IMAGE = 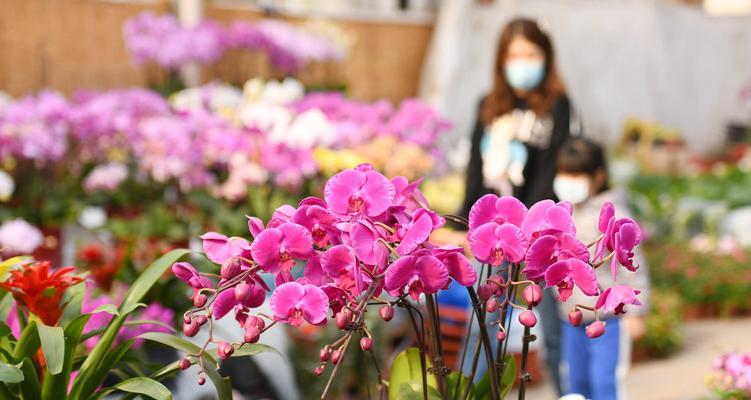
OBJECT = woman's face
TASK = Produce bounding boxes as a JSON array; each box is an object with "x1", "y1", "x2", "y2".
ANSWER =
[{"x1": 503, "y1": 36, "x2": 547, "y2": 93}]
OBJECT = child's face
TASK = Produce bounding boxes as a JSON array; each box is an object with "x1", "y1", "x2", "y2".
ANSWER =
[{"x1": 553, "y1": 172, "x2": 594, "y2": 204}]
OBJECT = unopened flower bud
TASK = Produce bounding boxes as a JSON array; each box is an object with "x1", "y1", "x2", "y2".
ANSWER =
[
  {"x1": 586, "y1": 321, "x2": 606, "y2": 338},
  {"x1": 486, "y1": 298, "x2": 498, "y2": 313},
  {"x1": 477, "y1": 283, "x2": 494, "y2": 301},
  {"x1": 568, "y1": 309, "x2": 583, "y2": 327},
  {"x1": 314, "y1": 364, "x2": 325, "y2": 376},
  {"x1": 193, "y1": 293, "x2": 207, "y2": 308},
  {"x1": 196, "y1": 315, "x2": 208, "y2": 326},
  {"x1": 379, "y1": 305, "x2": 394, "y2": 322},
  {"x1": 523, "y1": 283, "x2": 543, "y2": 307},
  {"x1": 496, "y1": 331, "x2": 506, "y2": 342},
  {"x1": 244, "y1": 325, "x2": 261, "y2": 343},
  {"x1": 235, "y1": 282, "x2": 251, "y2": 304},
  {"x1": 218, "y1": 341, "x2": 234, "y2": 359},
  {"x1": 183, "y1": 321, "x2": 200, "y2": 337},
  {"x1": 519, "y1": 310, "x2": 537, "y2": 328},
  {"x1": 320, "y1": 346, "x2": 331, "y2": 362},
  {"x1": 246, "y1": 315, "x2": 265, "y2": 330},
  {"x1": 336, "y1": 309, "x2": 353, "y2": 330},
  {"x1": 360, "y1": 337, "x2": 373, "y2": 351},
  {"x1": 179, "y1": 358, "x2": 191, "y2": 370},
  {"x1": 183, "y1": 315, "x2": 192, "y2": 324},
  {"x1": 220, "y1": 259, "x2": 241, "y2": 280},
  {"x1": 198, "y1": 376, "x2": 206, "y2": 385},
  {"x1": 331, "y1": 349, "x2": 343, "y2": 365}
]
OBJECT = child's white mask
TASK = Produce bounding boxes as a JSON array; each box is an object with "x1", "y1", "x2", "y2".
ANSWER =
[{"x1": 553, "y1": 175, "x2": 590, "y2": 204}]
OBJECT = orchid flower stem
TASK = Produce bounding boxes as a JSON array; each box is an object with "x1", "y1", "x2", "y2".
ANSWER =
[
  {"x1": 321, "y1": 332, "x2": 353, "y2": 399},
  {"x1": 425, "y1": 294, "x2": 447, "y2": 397},
  {"x1": 365, "y1": 339, "x2": 385, "y2": 400},
  {"x1": 587, "y1": 234, "x2": 605, "y2": 248},
  {"x1": 443, "y1": 214, "x2": 469, "y2": 228},
  {"x1": 462, "y1": 334, "x2": 483, "y2": 400},
  {"x1": 404, "y1": 302, "x2": 429, "y2": 400},
  {"x1": 507, "y1": 301, "x2": 528, "y2": 311},
  {"x1": 374, "y1": 222, "x2": 395, "y2": 234},
  {"x1": 497, "y1": 263, "x2": 521, "y2": 379},
  {"x1": 508, "y1": 280, "x2": 534, "y2": 286},
  {"x1": 467, "y1": 286, "x2": 501, "y2": 400},
  {"x1": 518, "y1": 323, "x2": 534, "y2": 400},
  {"x1": 574, "y1": 304, "x2": 596, "y2": 312},
  {"x1": 592, "y1": 251, "x2": 614, "y2": 269},
  {"x1": 455, "y1": 262, "x2": 484, "y2": 400},
  {"x1": 199, "y1": 272, "x2": 222, "y2": 279},
  {"x1": 376, "y1": 238, "x2": 400, "y2": 259}
]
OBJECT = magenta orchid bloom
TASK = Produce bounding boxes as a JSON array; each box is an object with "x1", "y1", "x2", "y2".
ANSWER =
[
  {"x1": 395, "y1": 208, "x2": 442, "y2": 256},
  {"x1": 468, "y1": 194, "x2": 528, "y2": 231},
  {"x1": 250, "y1": 222, "x2": 313, "y2": 273},
  {"x1": 544, "y1": 258, "x2": 599, "y2": 301},
  {"x1": 524, "y1": 232, "x2": 590, "y2": 281},
  {"x1": 247, "y1": 216, "x2": 265, "y2": 238},
  {"x1": 213, "y1": 282, "x2": 266, "y2": 319},
  {"x1": 172, "y1": 262, "x2": 213, "y2": 290},
  {"x1": 468, "y1": 223, "x2": 528, "y2": 266},
  {"x1": 384, "y1": 252, "x2": 450, "y2": 300},
  {"x1": 610, "y1": 218, "x2": 642, "y2": 278},
  {"x1": 595, "y1": 285, "x2": 641, "y2": 315},
  {"x1": 391, "y1": 176, "x2": 428, "y2": 212},
  {"x1": 350, "y1": 221, "x2": 389, "y2": 268},
  {"x1": 431, "y1": 246, "x2": 477, "y2": 286},
  {"x1": 321, "y1": 245, "x2": 370, "y2": 295},
  {"x1": 270, "y1": 281, "x2": 329, "y2": 326},
  {"x1": 324, "y1": 167, "x2": 395, "y2": 217},
  {"x1": 293, "y1": 204, "x2": 338, "y2": 248},
  {"x1": 521, "y1": 200, "x2": 576, "y2": 240},
  {"x1": 200, "y1": 232, "x2": 252, "y2": 264}
]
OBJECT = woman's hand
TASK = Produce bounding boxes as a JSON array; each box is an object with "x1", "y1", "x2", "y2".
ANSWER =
[{"x1": 622, "y1": 315, "x2": 646, "y2": 340}]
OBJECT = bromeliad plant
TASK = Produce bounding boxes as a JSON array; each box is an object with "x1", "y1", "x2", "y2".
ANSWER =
[
  {"x1": 173, "y1": 164, "x2": 645, "y2": 399},
  {"x1": 0, "y1": 250, "x2": 269, "y2": 400}
]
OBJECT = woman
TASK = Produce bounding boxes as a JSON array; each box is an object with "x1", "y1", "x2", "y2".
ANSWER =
[{"x1": 460, "y1": 18, "x2": 571, "y2": 395}]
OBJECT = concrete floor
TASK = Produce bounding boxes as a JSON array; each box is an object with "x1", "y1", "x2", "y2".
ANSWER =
[{"x1": 510, "y1": 317, "x2": 751, "y2": 400}]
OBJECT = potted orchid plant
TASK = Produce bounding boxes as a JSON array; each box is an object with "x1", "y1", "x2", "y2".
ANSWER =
[{"x1": 168, "y1": 164, "x2": 645, "y2": 400}]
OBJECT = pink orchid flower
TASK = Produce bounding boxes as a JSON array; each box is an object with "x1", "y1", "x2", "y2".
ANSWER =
[
  {"x1": 468, "y1": 222, "x2": 528, "y2": 266},
  {"x1": 213, "y1": 282, "x2": 266, "y2": 319},
  {"x1": 200, "y1": 232, "x2": 252, "y2": 264},
  {"x1": 172, "y1": 262, "x2": 213, "y2": 290},
  {"x1": 521, "y1": 200, "x2": 576, "y2": 240},
  {"x1": 609, "y1": 219, "x2": 642, "y2": 279},
  {"x1": 468, "y1": 194, "x2": 528, "y2": 231},
  {"x1": 384, "y1": 252, "x2": 450, "y2": 300},
  {"x1": 523, "y1": 232, "x2": 590, "y2": 281},
  {"x1": 431, "y1": 246, "x2": 477, "y2": 286},
  {"x1": 321, "y1": 245, "x2": 370, "y2": 295},
  {"x1": 293, "y1": 204, "x2": 338, "y2": 248},
  {"x1": 247, "y1": 216, "x2": 265, "y2": 238},
  {"x1": 391, "y1": 176, "x2": 428, "y2": 212},
  {"x1": 350, "y1": 221, "x2": 389, "y2": 268},
  {"x1": 324, "y1": 167, "x2": 395, "y2": 217},
  {"x1": 250, "y1": 222, "x2": 313, "y2": 273},
  {"x1": 395, "y1": 208, "x2": 442, "y2": 256},
  {"x1": 270, "y1": 281, "x2": 329, "y2": 326},
  {"x1": 544, "y1": 258, "x2": 599, "y2": 301},
  {"x1": 595, "y1": 285, "x2": 641, "y2": 315}
]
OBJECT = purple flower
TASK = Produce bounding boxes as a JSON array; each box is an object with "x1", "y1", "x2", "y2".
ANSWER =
[
  {"x1": 270, "y1": 281, "x2": 329, "y2": 326},
  {"x1": 468, "y1": 194, "x2": 527, "y2": 231},
  {"x1": 523, "y1": 232, "x2": 589, "y2": 282},
  {"x1": 324, "y1": 167, "x2": 395, "y2": 217},
  {"x1": 200, "y1": 232, "x2": 252, "y2": 265},
  {"x1": 395, "y1": 208, "x2": 441, "y2": 256},
  {"x1": 468, "y1": 223, "x2": 528, "y2": 266},
  {"x1": 595, "y1": 285, "x2": 641, "y2": 315},
  {"x1": 250, "y1": 223, "x2": 313, "y2": 273},
  {"x1": 432, "y1": 246, "x2": 477, "y2": 287},
  {"x1": 384, "y1": 253, "x2": 450, "y2": 300},
  {"x1": 172, "y1": 262, "x2": 213, "y2": 290},
  {"x1": 521, "y1": 200, "x2": 576, "y2": 239},
  {"x1": 544, "y1": 259, "x2": 599, "y2": 301}
]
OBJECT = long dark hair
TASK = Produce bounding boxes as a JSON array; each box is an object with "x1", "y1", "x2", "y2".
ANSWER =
[
  {"x1": 557, "y1": 137, "x2": 609, "y2": 193},
  {"x1": 481, "y1": 18, "x2": 566, "y2": 125}
]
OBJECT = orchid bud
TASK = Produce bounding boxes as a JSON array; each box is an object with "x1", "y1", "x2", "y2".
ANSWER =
[
  {"x1": 243, "y1": 326, "x2": 261, "y2": 344},
  {"x1": 183, "y1": 321, "x2": 200, "y2": 337},
  {"x1": 336, "y1": 309, "x2": 353, "y2": 330},
  {"x1": 193, "y1": 293, "x2": 207, "y2": 308},
  {"x1": 523, "y1": 283, "x2": 543, "y2": 307},
  {"x1": 496, "y1": 331, "x2": 506, "y2": 342},
  {"x1": 320, "y1": 346, "x2": 331, "y2": 362},
  {"x1": 477, "y1": 283, "x2": 494, "y2": 301},
  {"x1": 247, "y1": 315, "x2": 265, "y2": 330},
  {"x1": 179, "y1": 358, "x2": 191, "y2": 370},
  {"x1": 220, "y1": 259, "x2": 241, "y2": 280},
  {"x1": 331, "y1": 349, "x2": 343, "y2": 365},
  {"x1": 218, "y1": 341, "x2": 234, "y2": 359},
  {"x1": 379, "y1": 305, "x2": 394, "y2": 322},
  {"x1": 518, "y1": 310, "x2": 537, "y2": 328},
  {"x1": 360, "y1": 337, "x2": 373, "y2": 351},
  {"x1": 486, "y1": 298, "x2": 498, "y2": 313},
  {"x1": 568, "y1": 309, "x2": 583, "y2": 327},
  {"x1": 183, "y1": 314, "x2": 192, "y2": 324},
  {"x1": 585, "y1": 321, "x2": 606, "y2": 338},
  {"x1": 196, "y1": 315, "x2": 208, "y2": 326},
  {"x1": 198, "y1": 376, "x2": 206, "y2": 386},
  {"x1": 314, "y1": 364, "x2": 326, "y2": 376},
  {"x1": 235, "y1": 282, "x2": 251, "y2": 304}
]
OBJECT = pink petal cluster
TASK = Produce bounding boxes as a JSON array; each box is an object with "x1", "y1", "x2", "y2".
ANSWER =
[{"x1": 713, "y1": 352, "x2": 751, "y2": 393}]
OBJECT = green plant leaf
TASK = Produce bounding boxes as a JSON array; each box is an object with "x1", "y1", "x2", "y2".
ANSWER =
[
  {"x1": 0, "y1": 362, "x2": 23, "y2": 384},
  {"x1": 499, "y1": 355, "x2": 516, "y2": 399},
  {"x1": 203, "y1": 364, "x2": 233, "y2": 400},
  {"x1": 119, "y1": 248, "x2": 191, "y2": 311},
  {"x1": 445, "y1": 371, "x2": 474, "y2": 400},
  {"x1": 41, "y1": 314, "x2": 90, "y2": 400},
  {"x1": 98, "y1": 377, "x2": 172, "y2": 400},
  {"x1": 0, "y1": 321, "x2": 11, "y2": 338},
  {"x1": 139, "y1": 332, "x2": 217, "y2": 366},
  {"x1": 12, "y1": 322, "x2": 39, "y2": 362},
  {"x1": 123, "y1": 319, "x2": 175, "y2": 332},
  {"x1": 388, "y1": 347, "x2": 437, "y2": 400},
  {"x1": 206, "y1": 343, "x2": 282, "y2": 361},
  {"x1": 91, "y1": 303, "x2": 119, "y2": 316},
  {"x1": 17, "y1": 357, "x2": 40, "y2": 400},
  {"x1": 37, "y1": 323, "x2": 64, "y2": 375}
]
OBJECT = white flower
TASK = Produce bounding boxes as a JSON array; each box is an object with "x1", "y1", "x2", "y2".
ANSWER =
[
  {"x1": 237, "y1": 103, "x2": 292, "y2": 138},
  {"x1": 0, "y1": 219, "x2": 44, "y2": 255},
  {"x1": 271, "y1": 109, "x2": 335, "y2": 149},
  {"x1": 260, "y1": 78, "x2": 304, "y2": 105},
  {"x1": 0, "y1": 170, "x2": 15, "y2": 202},
  {"x1": 79, "y1": 206, "x2": 108, "y2": 230}
]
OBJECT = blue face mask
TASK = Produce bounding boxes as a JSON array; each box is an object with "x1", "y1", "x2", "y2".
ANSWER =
[{"x1": 504, "y1": 61, "x2": 546, "y2": 91}]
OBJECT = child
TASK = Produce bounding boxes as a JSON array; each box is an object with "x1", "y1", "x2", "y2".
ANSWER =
[{"x1": 554, "y1": 137, "x2": 650, "y2": 400}]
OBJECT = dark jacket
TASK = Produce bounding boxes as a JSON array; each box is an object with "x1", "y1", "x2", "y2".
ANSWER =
[{"x1": 460, "y1": 95, "x2": 571, "y2": 216}]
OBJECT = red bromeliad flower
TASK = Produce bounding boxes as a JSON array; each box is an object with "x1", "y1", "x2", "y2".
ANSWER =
[{"x1": 0, "y1": 261, "x2": 83, "y2": 326}]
